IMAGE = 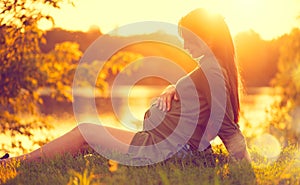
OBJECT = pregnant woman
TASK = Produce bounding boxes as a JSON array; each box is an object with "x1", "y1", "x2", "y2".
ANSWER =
[{"x1": 1, "y1": 8, "x2": 251, "y2": 164}]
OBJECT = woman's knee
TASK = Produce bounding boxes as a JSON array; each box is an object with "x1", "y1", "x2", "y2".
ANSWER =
[{"x1": 71, "y1": 124, "x2": 90, "y2": 146}]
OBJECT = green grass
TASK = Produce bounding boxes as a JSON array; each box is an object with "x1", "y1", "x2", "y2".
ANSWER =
[{"x1": 1, "y1": 145, "x2": 299, "y2": 185}]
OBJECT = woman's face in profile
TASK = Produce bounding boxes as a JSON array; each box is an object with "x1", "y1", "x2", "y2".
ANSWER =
[{"x1": 182, "y1": 30, "x2": 203, "y2": 59}]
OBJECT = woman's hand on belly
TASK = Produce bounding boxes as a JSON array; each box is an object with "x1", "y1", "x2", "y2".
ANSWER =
[{"x1": 155, "y1": 85, "x2": 179, "y2": 112}]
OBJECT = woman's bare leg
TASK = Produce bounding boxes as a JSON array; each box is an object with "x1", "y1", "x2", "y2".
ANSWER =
[
  {"x1": 77, "y1": 123, "x2": 136, "y2": 154},
  {"x1": 6, "y1": 123, "x2": 135, "y2": 162}
]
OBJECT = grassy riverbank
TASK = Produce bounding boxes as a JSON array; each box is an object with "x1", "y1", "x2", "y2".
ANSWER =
[{"x1": 1, "y1": 145, "x2": 299, "y2": 185}]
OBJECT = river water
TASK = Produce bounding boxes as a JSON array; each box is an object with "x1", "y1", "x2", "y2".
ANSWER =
[{"x1": 0, "y1": 86, "x2": 279, "y2": 156}]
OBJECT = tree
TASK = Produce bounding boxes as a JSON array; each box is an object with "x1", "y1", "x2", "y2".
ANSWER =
[
  {"x1": 0, "y1": 0, "x2": 76, "y2": 151},
  {"x1": 268, "y1": 28, "x2": 300, "y2": 145},
  {"x1": 0, "y1": 0, "x2": 145, "y2": 153},
  {"x1": 234, "y1": 30, "x2": 279, "y2": 87},
  {"x1": 40, "y1": 41, "x2": 82, "y2": 101}
]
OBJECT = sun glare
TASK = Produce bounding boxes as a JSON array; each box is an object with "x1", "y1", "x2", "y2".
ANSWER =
[
  {"x1": 37, "y1": 18, "x2": 53, "y2": 30},
  {"x1": 43, "y1": 0, "x2": 300, "y2": 40},
  {"x1": 193, "y1": 0, "x2": 299, "y2": 40}
]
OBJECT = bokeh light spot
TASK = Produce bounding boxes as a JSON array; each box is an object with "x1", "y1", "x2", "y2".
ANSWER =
[{"x1": 250, "y1": 133, "x2": 281, "y2": 163}]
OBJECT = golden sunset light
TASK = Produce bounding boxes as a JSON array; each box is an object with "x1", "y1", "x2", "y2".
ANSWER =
[
  {"x1": 2, "y1": 0, "x2": 300, "y2": 183},
  {"x1": 38, "y1": 0, "x2": 300, "y2": 40}
]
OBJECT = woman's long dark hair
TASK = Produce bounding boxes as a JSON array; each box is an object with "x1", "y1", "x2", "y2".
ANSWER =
[{"x1": 179, "y1": 8, "x2": 240, "y2": 123}]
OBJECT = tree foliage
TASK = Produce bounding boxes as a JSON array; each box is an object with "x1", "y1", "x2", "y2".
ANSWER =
[
  {"x1": 0, "y1": 0, "x2": 76, "y2": 145},
  {"x1": 75, "y1": 51, "x2": 143, "y2": 97},
  {"x1": 0, "y1": 0, "x2": 145, "y2": 153},
  {"x1": 40, "y1": 41, "x2": 82, "y2": 101},
  {"x1": 269, "y1": 28, "x2": 300, "y2": 145},
  {"x1": 234, "y1": 30, "x2": 279, "y2": 87}
]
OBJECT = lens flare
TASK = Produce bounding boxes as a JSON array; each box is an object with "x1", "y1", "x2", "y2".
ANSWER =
[{"x1": 250, "y1": 133, "x2": 281, "y2": 163}]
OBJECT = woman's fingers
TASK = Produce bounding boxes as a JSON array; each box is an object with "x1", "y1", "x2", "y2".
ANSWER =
[
  {"x1": 174, "y1": 92, "x2": 179, "y2": 101},
  {"x1": 156, "y1": 93, "x2": 178, "y2": 112},
  {"x1": 166, "y1": 95, "x2": 172, "y2": 111},
  {"x1": 162, "y1": 97, "x2": 167, "y2": 111},
  {"x1": 157, "y1": 96, "x2": 166, "y2": 111},
  {"x1": 158, "y1": 97, "x2": 165, "y2": 111},
  {"x1": 155, "y1": 85, "x2": 179, "y2": 112}
]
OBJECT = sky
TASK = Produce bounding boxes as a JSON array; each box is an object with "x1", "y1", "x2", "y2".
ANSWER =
[{"x1": 39, "y1": 0, "x2": 300, "y2": 40}]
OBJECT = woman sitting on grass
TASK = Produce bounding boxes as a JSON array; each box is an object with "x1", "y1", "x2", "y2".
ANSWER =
[{"x1": 1, "y1": 8, "x2": 251, "y2": 164}]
